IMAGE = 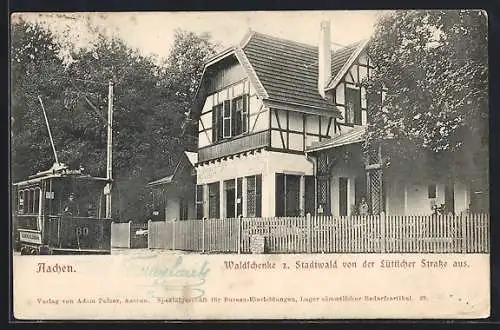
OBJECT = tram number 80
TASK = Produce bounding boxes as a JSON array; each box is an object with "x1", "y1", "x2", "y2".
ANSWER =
[{"x1": 76, "y1": 226, "x2": 89, "y2": 236}]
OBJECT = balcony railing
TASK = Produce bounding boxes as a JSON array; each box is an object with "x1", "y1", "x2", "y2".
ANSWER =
[{"x1": 198, "y1": 130, "x2": 270, "y2": 163}]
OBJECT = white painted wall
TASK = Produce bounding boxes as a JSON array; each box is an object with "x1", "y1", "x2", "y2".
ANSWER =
[
  {"x1": 404, "y1": 182, "x2": 445, "y2": 215},
  {"x1": 384, "y1": 171, "x2": 470, "y2": 215},
  {"x1": 196, "y1": 150, "x2": 313, "y2": 217}
]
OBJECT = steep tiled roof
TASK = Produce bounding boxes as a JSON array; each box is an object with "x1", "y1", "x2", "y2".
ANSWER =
[{"x1": 241, "y1": 32, "x2": 363, "y2": 110}]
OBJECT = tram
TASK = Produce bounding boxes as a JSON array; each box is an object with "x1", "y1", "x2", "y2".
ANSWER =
[{"x1": 13, "y1": 163, "x2": 112, "y2": 255}]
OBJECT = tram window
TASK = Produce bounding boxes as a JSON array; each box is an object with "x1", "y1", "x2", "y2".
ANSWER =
[
  {"x1": 29, "y1": 189, "x2": 35, "y2": 213},
  {"x1": 18, "y1": 190, "x2": 24, "y2": 213},
  {"x1": 23, "y1": 190, "x2": 29, "y2": 213},
  {"x1": 34, "y1": 188, "x2": 40, "y2": 213}
]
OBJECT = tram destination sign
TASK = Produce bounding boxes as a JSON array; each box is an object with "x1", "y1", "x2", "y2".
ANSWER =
[{"x1": 19, "y1": 231, "x2": 42, "y2": 244}]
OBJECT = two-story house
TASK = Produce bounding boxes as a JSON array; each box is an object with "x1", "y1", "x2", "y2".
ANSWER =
[
  {"x1": 164, "y1": 21, "x2": 476, "y2": 219},
  {"x1": 191, "y1": 22, "x2": 367, "y2": 219}
]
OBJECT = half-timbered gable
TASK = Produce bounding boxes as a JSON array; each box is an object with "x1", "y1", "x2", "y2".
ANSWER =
[{"x1": 325, "y1": 43, "x2": 372, "y2": 128}]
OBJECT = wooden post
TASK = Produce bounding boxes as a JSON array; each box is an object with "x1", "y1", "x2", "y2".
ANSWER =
[
  {"x1": 147, "y1": 220, "x2": 152, "y2": 249},
  {"x1": 461, "y1": 213, "x2": 467, "y2": 253},
  {"x1": 202, "y1": 217, "x2": 206, "y2": 253},
  {"x1": 128, "y1": 220, "x2": 132, "y2": 249},
  {"x1": 238, "y1": 215, "x2": 243, "y2": 255},
  {"x1": 172, "y1": 219, "x2": 176, "y2": 251},
  {"x1": 105, "y1": 81, "x2": 114, "y2": 219},
  {"x1": 380, "y1": 211, "x2": 386, "y2": 253},
  {"x1": 110, "y1": 221, "x2": 115, "y2": 248},
  {"x1": 306, "y1": 213, "x2": 312, "y2": 253}
]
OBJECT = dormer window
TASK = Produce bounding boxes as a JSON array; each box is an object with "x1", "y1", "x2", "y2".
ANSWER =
[{"x1": 212, "y1": 94, "x2": 249, "y2": 142}]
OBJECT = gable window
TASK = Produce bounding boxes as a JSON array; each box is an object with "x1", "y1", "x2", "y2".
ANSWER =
[
  {"x1": 345, "y1": 87, "x2": 361, "y2": 125},
  {"x1": 223, "y1": 100, "x2": 232, "y2": 138},
  {"x1": 232, "y1": 96, "x2": 248, "y2": 136},
  {"x1": 212, "y1": 94, "x2": 249, "y2": 143}
]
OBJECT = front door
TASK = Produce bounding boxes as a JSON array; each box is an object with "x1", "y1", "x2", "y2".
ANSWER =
[{"x1": 444, "y1": 183, "x2": 455, "y2": 215}]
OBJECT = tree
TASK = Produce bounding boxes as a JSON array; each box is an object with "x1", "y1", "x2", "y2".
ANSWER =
[
  {"x1": 160, "y1": 29, "x2": 221, "y2": 144},
  {"x1": 11, "y1": 20, "x2": 220, "y2": 220},
  {"x1": 364, "y1": 10, "x2": 488, "y2": 209},
  {"x1": 10, "y1": 19, "x2": 68, "y2": 181}
]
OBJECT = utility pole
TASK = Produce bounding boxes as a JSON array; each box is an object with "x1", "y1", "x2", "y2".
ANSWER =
[
  {"x1": 38, "y1": 96, "x2": 59, "y2": 165},
  {"x1": 105, "y1": 80, "x2": 114, "y2": 219}
]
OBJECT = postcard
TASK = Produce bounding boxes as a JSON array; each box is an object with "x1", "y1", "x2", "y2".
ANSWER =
[{"x1": 10, "y1": 10, "x2": 490, "y2": 320}]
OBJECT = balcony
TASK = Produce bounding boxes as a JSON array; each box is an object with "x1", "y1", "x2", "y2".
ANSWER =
[{"x1": 198, "y1": 130, "x2": 270, "y2": 163}]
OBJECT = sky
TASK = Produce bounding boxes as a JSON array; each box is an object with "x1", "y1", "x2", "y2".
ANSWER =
[{"x1": 13, "y1": 11, "x2": 383, "y2": 63}]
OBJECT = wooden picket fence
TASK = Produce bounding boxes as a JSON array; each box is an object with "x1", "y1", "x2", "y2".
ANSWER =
[
  {"x1": 111, "y1": 221, "x2": 148, "y2": 248},
  {"x1": 147, "y1": 213, "x2": 490, "y2": 254}
]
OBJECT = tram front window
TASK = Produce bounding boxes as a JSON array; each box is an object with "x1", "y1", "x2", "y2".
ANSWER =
[{"x1": 52, "y1": 179, "x2": 105, "y2": 217}]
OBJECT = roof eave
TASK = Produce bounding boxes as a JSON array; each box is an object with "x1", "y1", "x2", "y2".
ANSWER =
[
  {"x1": 263, "y1": 99, "x2": 341, "y2": 118},
  {"x1": 204, "y1": 47, "x2": 236, "y2": 68}
]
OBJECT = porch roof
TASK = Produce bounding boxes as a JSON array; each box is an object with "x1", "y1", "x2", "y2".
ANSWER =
[{"x1": 306, "y1": 125, "x2": 366, "y2": 152}]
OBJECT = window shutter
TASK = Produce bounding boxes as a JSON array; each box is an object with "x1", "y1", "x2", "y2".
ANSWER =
[
  {"x1": 211, "y1": 106, "x2": 217, "y2": 143},
  {"x1": 231, "y1": 99, "x2": 238, "y2": 136},
  {"x1": 255, "y1": 174, "x2": 262, "y2": 217},
  {"x1": 217, "y1": 106, "x2": 223, "y2": 141}
]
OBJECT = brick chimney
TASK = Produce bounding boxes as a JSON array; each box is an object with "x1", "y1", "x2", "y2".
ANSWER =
[{"x1": 318, "y1": 21, "x2": 331, "y2": 99}]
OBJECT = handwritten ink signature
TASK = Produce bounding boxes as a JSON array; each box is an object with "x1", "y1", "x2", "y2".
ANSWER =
[{"x1": 126, "y1": 255, "x2": 210, "y2": 298}]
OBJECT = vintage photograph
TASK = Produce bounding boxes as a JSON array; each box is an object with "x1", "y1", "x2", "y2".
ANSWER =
[{"x1": 10, "y1": 10, "x2": 490, "y2": 320}]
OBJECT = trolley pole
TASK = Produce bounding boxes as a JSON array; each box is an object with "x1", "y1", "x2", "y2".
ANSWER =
[{"x1": 105, "y1": 80, "x2": 114, "y2": 219}]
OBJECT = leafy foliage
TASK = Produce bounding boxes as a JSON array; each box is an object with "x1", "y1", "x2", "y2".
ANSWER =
[
  {"x1": 364, "y1": 10, "x2": 488, "y2": 184},
  {"x1": 11, "y1": 20, "x2": 218, "y2": 220}
]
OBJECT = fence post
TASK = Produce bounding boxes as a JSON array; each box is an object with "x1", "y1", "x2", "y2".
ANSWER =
[
  {"x1": 172, "y1": 219, "x2": 176, "y2": 251},
  {"x1": 128, "y1": 220, "x2": 132, "y2": 249},
  {"x1": 202, "y1": 217, "x2": 206, "y2": 253},
  {"x1": 147, "y1": 220, "x2": 152, "y2": 249},
  {"x1": 461, "y1": 213, "x2": 467, "y2": 253},
  {"x1": 238, "y1": 215, "x2": 243, "y2": 255},
  {"x1": 111, "y1": 221, "x2": 115, "y2": 248},
  {"x1": 380, "y1": 212, "x2": 386, "y2": 253},
  {"x1": 306, "y1": 213, "x2": 312, "y2": 253}
]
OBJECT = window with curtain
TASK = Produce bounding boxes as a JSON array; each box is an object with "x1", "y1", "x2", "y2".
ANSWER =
[{"x1": 246, "y1": 175, "x2": 262, "y2": 217}]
